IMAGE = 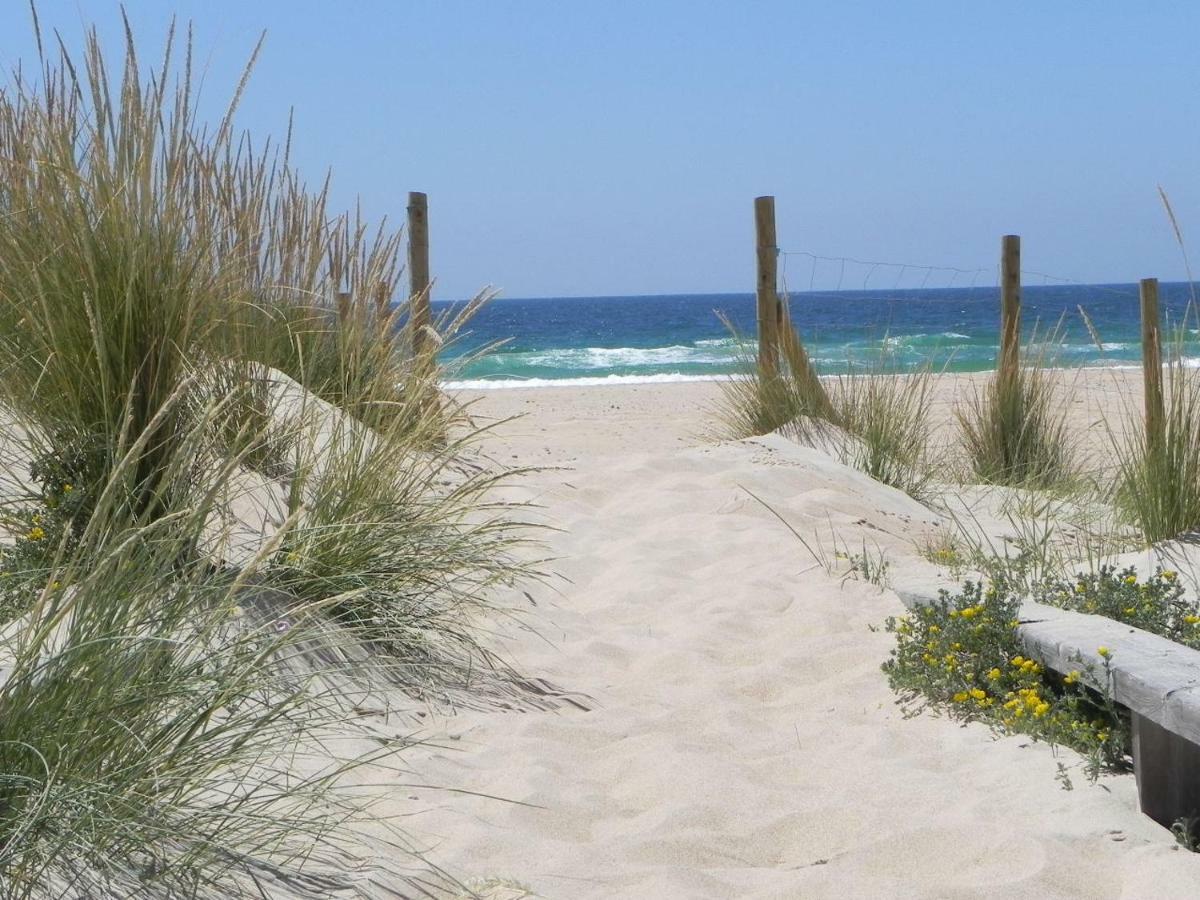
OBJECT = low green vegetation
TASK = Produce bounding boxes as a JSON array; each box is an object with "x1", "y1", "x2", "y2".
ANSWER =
[
  {"x1": 1035, "y1": 566, "x2": 1200, "y2": 648},
  {"x1": 882, "y1": 580, "x2": 1126, "y2": 781}
]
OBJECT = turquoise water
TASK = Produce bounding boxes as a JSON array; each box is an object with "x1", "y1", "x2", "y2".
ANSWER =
[{"x1": 437, "y1": 283, "x2": 1200, "y2": 387}]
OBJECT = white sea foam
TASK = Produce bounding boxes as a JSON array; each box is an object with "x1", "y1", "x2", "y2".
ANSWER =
[
  {"x1": 443, "y1": 373, "x2": 729, "y2": 390},
  {"x1": 517, "y1": 345, "x2": 735, "y2": 368}
]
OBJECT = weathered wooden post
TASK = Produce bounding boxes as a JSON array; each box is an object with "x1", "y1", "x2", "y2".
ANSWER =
[
  {"x1": 755, "y1": 196, "x2": 780, "y2": 376},
  {"x1": 999, "y1": 234, "x2": 1021, "y2": 386},
  {"x1": 1140, "y1": 277, "x2": 1165, "y2": 447},
  {"x1": 407, "y1": 191, "x2": 432, "y2": 365}
]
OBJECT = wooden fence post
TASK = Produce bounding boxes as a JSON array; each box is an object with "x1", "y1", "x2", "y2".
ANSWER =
[
  {"x1": 999, "y1": 234, "x2": 1021, "y2": 385},
  {"x1": 1140, "y1": 277, "x2": 1165, "y2": 445},
  {"x1": 755, "y1": 196, "x2": 780, "y2": 376},
  {"x1": 407, "y1": 191, "x2": 432, "y2": 365}
]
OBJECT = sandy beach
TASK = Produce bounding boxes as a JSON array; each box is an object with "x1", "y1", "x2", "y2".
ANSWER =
[{"x1": 366, "y1": 369, "x2": 1200, "y2": 899}]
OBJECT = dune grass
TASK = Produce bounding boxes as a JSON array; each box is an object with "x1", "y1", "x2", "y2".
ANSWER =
[
  {"x1": 712, "y1": 315, "x2": 832, "y2": 439},
  {"x1": 0, "y1": 14, "x2": 542, "y2": 895},
  {"x1": 715, "y1": 315, "x2": 937, "y2": 499},
  {"x1": 830, "y1": 360, "x2": 937, "y2": 500},
  {"x1": 1112, "y1": 351, "x2": 1200, "y2": 544},
  {"x1": 0, "y1": 390, "x2": 446, "y2": 898},
  {"x1": 956, "y1": 338, "x2": 1078, "y2": 490}
]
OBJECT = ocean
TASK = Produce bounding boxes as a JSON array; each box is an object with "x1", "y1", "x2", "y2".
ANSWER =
[{"x1": 437, "y1": 282, "x2": 1200, "y2": 388}]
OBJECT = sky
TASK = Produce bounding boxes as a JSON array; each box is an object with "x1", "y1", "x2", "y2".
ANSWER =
[{"x1": 0, "y1": 2, "x2": 1198, "y2": 300}]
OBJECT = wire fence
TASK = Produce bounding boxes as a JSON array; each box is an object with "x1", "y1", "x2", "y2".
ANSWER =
[{"x1": 756, "y1": 242, "x2": 1199, "y2": 375}]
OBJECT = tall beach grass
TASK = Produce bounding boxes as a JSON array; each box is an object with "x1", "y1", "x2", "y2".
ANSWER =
[
  {"x1": 714, "y1": 313, "x2": 937, "y2": 499},
  {"x1": 956, "y1": 333, "x2": 1078, "y2": 490},
  {"x1": 0, "y1": 13, "x2": 543, "y2": 895}
]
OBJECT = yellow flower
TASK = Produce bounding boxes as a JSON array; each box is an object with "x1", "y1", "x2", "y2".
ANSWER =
[
  {"x1": 1164, "y1": 570, "x2": 1177, "y2": 581},
  {"x1": 1123, "y1": 607, "x2": 1136, "y2": 615},
  {"x1": 929, "y1": 624, "x2": 941, "y2": 633},
  {"x1": 27, "y1": 526, "x2": 45, "y2": 541},
  {"x1": 960, "y1": 607, "x2": 978, "y2": 620},
  {"x1": 969, "y1": 688, "x2": 986, "y2": 701},
  {"x1": 62, "y1": 483, "x2": 72, "y2": 493},
  {"x1": 1097, "y1": 646, "x2": 1112, "y2": 659},
  {"x1": 1075, "y1": 583, "x2": 1087, "y2": 594},
  {"x1": 987, "y1": 667, "x2": 1002, "y2": 681},
  {"x1": 953, "y1": 692, "x2": 969, "y2": 703},
  {"x1": 1124, "y1": 575, "x2": 1137, "y2": 586},
  {"x1": 1011, "y1": 656, "x2": 1025, "y2": 667},
  {"x1": 50, "y1": 581, "x2": 60, "y2": 590},
  {"x1": 1185, "y1": 615, "x2": 1200, "y2": 626},
  {"x1": 1008, "y1": 619, "x2": 1021, "y2": 629},
  {"x1": 1034, "y1": 702, "x2": 1050, "y2": 718},
  {"x1": 948, "y1": 609, "x2": 960, "y2": 618},
  {"x1": 1097, "y1": 730, "x2": 1109, "y2": 742},
  {"x1": 1063, "y1": 670, "x2": 1080, "y2": 685}
]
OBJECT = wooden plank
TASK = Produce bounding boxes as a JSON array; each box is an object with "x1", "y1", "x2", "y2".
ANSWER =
[
  {"x1": 755, "y1": 196, "x2": 780, "y2": 377},
  {"x1": 1141, "y1": 277, "x2": 1165, "y2": 447},
  {"x1": 999, "y1": 234, "x2": 1021, "y2": 386},
  {"x1": 407, "y1": 191, "x2": 432, "y2": 365},
  {"x1": 1133, "y1": 712, "x2": 1200, "y2": 828}
]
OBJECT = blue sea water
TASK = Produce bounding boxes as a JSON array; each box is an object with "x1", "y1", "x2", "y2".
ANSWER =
[{"x1": 436, "y1": 283, "x2": 1200, "y2": 388}]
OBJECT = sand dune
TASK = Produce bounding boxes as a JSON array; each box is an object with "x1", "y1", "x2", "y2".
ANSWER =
[{"x1": 393, "y1": 374, "x2": 1200, "y2": 898}]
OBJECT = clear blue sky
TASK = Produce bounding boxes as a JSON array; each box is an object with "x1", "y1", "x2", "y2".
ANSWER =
[{"x1": 2, "y1": 2, "x2": 1199, "y2": 300}]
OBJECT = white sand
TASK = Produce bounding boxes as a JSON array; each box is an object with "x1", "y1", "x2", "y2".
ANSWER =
[{"x1": 394, "y1": 371, "x2": 1200, "y2": 898}]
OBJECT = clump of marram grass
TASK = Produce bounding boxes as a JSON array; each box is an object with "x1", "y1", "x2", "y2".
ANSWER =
[
  {"x1": 0, "y1": 13, "x2": 545, "y2": 897},
  {"x1": 830, "y1": 357, "x2": 936, "y2": 500},
  {"x1": 1112, "y1": 352, "x2": 1200, "y2": 544},
  {"x1": 0, "y1": 391, "x2": 450, "y2": 899},
  {"x1": 0, "y1": 14, "x2": 486, "y2": 525},
  {"x1": 262, "y1": 368, "x2": 545, "y2": 707},
  {"x1": 712, "y1": 315, "x2": 834, "y2": 439},
  {"x1": 715, "y1": 320, "x2": 938, "y2": 499},
  {"x1": 957, "y1": 345, "x2": 1077, "y2": 489}
]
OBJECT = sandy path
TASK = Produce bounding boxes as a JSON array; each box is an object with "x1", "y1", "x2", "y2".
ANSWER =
[{"x1": 394, "y1": 376, "x2": 1200, "y2": 898}]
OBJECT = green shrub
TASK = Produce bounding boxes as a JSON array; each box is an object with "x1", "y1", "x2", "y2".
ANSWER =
[{"x1": 882, "y1": 581, "x2": 1126, "y2": 779}]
